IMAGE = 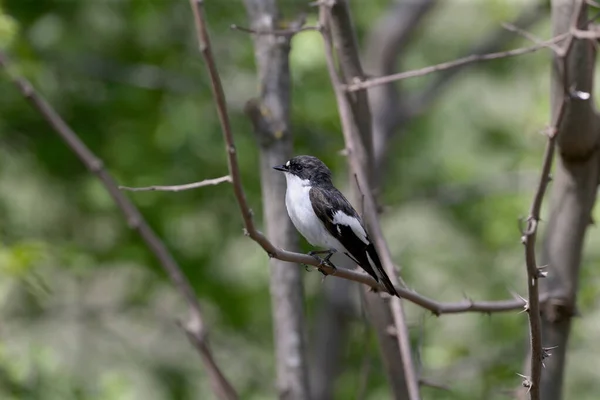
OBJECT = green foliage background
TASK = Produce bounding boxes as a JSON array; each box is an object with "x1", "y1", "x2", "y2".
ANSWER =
[{"x1": 1, "y1": 0, "x2": 600, "y2": 399}]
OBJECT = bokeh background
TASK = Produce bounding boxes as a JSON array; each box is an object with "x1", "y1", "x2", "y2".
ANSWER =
[{"x1": 1, "y1": 0, "x2": 600, "y2": 399}]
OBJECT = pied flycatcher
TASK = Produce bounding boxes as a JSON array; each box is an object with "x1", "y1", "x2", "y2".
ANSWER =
[{"x1": 274, "y1": 155, "x2": 398, "y2": 296}]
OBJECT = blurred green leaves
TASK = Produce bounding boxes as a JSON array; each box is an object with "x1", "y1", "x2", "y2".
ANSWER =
[{"x1": 0, "y1": 6, "x2": 17, "y2": 49}]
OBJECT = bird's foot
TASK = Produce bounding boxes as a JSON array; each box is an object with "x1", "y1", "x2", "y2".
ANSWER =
[
  {"x1": 303, "y1": 262, "x2": 336, "y2": 276},
  {"x1": 306, "y1": 249, "x2": 337, "y2": 277}
]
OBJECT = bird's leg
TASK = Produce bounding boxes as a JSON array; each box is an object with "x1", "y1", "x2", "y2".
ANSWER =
[
  {"x1": 308, "y1": 249, "x2": 337, "y2": 275},
  {"x1": 308, "y1": 249, "x2": 334, "y2": 257},
  {"x1": 308, "y1": 249, "x2": 337, "y2": 264}
]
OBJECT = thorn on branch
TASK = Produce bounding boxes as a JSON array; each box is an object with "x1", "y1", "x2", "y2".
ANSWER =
[
  {"x1": 88, "y1": 158, "x2": 104, "y2": 173},
  {"x1": 541, "y1": 126, "x2": 557, "y2": 138},
  {"x1": 127, "y1": 216, "x2": 141, "y2": 229},
  {"x1": 569, "y1": 86, "x2": 591, "y2": 100},
  {"x1": 510, "y1": 291, "x2": 529, "y2": 313},
  {"x1": 517, "y1": 373, "x2": 532, "y2": 392},
  {"x1": 541, "y1": 345, "x2": 558, "y2": 361},
  {"x1": 537, "y1": 265, "x2": 549, "y2": 278},
  {"x1": 386, "y1": 325, "x2": 398, "y2": 337}
]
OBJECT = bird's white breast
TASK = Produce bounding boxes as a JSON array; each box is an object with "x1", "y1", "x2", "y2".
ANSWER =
[{"x1": 284, "y1": 173, "x2": 346, "y2": 252}]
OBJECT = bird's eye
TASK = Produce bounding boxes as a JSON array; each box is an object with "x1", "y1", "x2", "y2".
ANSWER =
[{"x1": 295, "y1": 164, "x2": 303, "y2": 171}]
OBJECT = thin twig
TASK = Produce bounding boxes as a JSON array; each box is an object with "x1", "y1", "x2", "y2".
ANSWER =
[
  {"x1": 346, "y1": 32, "x2": 570, "y2": 92},
  {"x1": 502, "y1": 23, "x2": 563, "y2": 53},
  {"x1": 0, "y1": 51, "x2": 237, "y2": 400},
  {"x1": 119, "y1": 175, "x2": 231, "y2": 192},
  {"x1": 230, "y1": 23, "x2": 317, "y2": 36},
  {"x1": 418, "y1": 378, "x2": 451, "y2": 391}
]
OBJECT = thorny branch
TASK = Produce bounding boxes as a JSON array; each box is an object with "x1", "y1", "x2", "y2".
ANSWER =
[
  {"x1": 520, "y1": 2, "x2": 586, "y2": 398},
  {"x1": 0, "y1": 52, "x2": 238, "y2": 400},
  {"x1": 184, "y1": 0, "x2": 547, "y2": 319}
]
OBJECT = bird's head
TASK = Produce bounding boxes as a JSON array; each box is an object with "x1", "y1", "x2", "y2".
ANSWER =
[{"x1": 273, "y1": 155, "x2": 332, "y2": 185}]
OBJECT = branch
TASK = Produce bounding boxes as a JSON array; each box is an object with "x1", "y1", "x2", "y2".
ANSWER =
[
  {"x1": 0, "y1": 52, "x2": 237, "y2": 400},
  {"x1": 346, "y1": 31, "x2": 568, "y2": 92},
  {"x1": 318, "y1": 2, "x2": 421, "y2": 399},
  {"x1": 520, "y1": 2, "x2": 586, "y2": 398},
  {"x1": 119, "y1": 175, "x2": 231, "y2": 192}
]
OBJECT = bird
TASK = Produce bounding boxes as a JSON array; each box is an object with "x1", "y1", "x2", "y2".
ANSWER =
[{"x1": 273, "y1": 155, "x2": 399, "y2": 296}]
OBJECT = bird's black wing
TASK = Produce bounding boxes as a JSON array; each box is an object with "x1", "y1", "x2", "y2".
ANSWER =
[{"x1": 309, "y1": 186, "x2": 398, "y2": 296}]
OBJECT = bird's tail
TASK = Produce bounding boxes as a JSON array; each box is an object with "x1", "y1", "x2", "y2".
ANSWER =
[{"x1": 365, "y1": 244, "x2": 399, "y2": 297}]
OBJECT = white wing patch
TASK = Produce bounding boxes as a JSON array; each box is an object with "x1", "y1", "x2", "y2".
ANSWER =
[{"x1": 333, "y1": 211, "x2": 368, "y2": 244}]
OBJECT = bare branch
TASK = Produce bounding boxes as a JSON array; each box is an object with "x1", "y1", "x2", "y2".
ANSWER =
[
  {"x1": 0, "y1": 51, "x2": 237, "y2": 400},
  {"x1": 418, "y1": 378, "x2": 451, "y2": 392},
  {"x1": 503, "y1": 23, "x2": 563, "y2": 53},
  {"x1": 347, "y1": 32, "x2": 569, "y2": 92},
  {"x1": 318, "y1": 2, "x2": 421, "y2": 398},
  {"x1": 119, "y1": 175, "x2": 231, "y2": 192},
  {"x1": 230, "y1": 23, "x2": 317, "y2": 36}
]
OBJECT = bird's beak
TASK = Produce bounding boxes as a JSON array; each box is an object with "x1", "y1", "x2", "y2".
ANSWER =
[{"x1": 273, "y1": 164, "x2": 287, "y2": 172}]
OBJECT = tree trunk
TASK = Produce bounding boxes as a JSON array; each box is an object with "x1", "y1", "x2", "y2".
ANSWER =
[{"x1": 243, "y1": 2, "x2": 310, "y2": 399}]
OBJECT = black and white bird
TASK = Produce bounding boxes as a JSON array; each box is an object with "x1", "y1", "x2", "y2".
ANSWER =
[{"x1": 274, "y1": 155, "x2": 398, "y2": 296}]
